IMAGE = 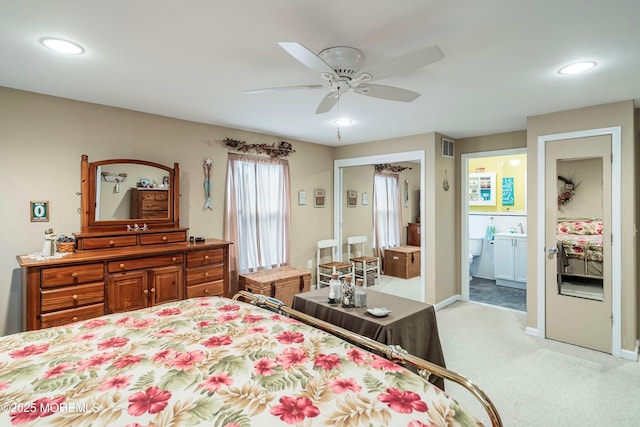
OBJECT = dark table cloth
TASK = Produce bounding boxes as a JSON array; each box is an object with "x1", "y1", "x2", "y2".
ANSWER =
[{"x1": 292, "y1": 287, "x2": 446, "y2": 389}]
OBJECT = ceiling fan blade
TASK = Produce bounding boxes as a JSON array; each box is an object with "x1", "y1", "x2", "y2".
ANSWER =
[
  {"x1": 363, "y1": 45, "x2": 444, "y2": 81},
  {"x1": 315, "y1": 93, "x2": 339, "y2": 114},
  {"x1": 354, "y1": 84, "x2": 420, "y2": 102},
  {"x1": 243, "y1": 84, "x2": 323, "y2": 94},
  {"x1": 278, "y1": 42, "x2": 336, "y2": 75}
]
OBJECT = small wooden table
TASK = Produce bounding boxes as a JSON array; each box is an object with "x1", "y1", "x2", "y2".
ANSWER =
[{"x1": 292, "y1": 287, "x2": 446, "y2": 389}]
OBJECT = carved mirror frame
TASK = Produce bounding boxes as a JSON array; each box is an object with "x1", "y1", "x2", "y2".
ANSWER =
[{"x1": 80, "y1": 154, "x2": 180, "y2": 233}]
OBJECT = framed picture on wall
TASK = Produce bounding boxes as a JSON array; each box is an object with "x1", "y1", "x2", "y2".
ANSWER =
[
  {"x1": 347, "y1": 190, "x2": 357, "y2": 207},
  {"x1": 314, "y1": 189, "x2": 325, "y2": 207}
]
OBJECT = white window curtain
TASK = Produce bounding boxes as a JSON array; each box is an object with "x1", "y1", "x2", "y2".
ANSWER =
[
  {"x1": 373, "y1": 172, "x2": 401, "y2": 261},
  {"x1": 224, "y1": 154, "x2": 291, "y2": 291}
]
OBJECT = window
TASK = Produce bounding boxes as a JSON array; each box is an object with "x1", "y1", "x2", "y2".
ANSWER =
[
  {"x1": 373, "y1": 172, "x2": 401, "y2": 256},
  {"x1": 225, "y1": 154, "x2": 291, "y2": 274}
]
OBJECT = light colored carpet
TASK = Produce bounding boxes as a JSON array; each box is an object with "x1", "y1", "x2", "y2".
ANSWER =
[
  {"x1": 436, "y1": 301, "x2": 640, "y2": 426},
  {"x1": 369, "y1": 274, "x2": 422, "y2": 301}
]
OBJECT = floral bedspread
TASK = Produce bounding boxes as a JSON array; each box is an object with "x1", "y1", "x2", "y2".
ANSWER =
[
  {"x1": 0, "y1": 297, "x2": 481, "y2": 426},
  {"x1": 557, "y1": 220, "x2": 603, "y2": 261}
]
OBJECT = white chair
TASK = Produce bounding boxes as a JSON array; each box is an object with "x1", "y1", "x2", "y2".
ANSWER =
[
  {"x1": 316, "y1": 239, "x2": 352, "y2": 288},
  {"x1": 346, "y1": 236, "x2": 380, "y2": 287}
]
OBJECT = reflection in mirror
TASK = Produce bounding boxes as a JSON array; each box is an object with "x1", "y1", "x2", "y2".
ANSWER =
[
  {"x1": 556, "y1": 157, "x2": 604, "y2": 301},
  {"x1": 335, "y1": 151, "x2": 424, "y2": 302},
  {"x1": 95, "y1": 163, "x2": 171, "y2": 221}
]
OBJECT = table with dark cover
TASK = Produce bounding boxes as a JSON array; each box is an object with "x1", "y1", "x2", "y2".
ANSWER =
[{"x1": 292, "y1": 287, "x2": 446, "y2": 389}]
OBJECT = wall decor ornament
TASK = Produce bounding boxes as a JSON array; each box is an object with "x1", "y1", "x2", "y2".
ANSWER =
[
  {"x1": 374, "y1": 163, "x2": 412, "y2": 173},
  {"x1": 314, "y1": 189, "x2": 325, "y2": 207},
  {"x1": 223, "y1": 137, "x2": 295, "y2": 158},
  {"x1": 347, "y1": 190, "x2": 357, "y2": 207},
  {"x1": 30, "y1": 200, "x2": 49, "y2": 222},
  {"x1": 203, "y1": 158, "x2": 213, "y2": 210},
  {"x1": 557, "y1": 175, "x2": 580, "y2": 206}
]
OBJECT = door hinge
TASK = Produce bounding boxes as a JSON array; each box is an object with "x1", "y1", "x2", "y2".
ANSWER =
[{"x1": 611, "y1": 313, "x2": 614, "y2": 326}]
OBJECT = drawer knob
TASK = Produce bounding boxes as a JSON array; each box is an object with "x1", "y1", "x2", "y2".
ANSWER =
[
  {"x1": 72, "y1": 295, "x2": 78, "y2": 301},
  {"x1": 204, "y1": 272, "x2": 209, "y2": 277},
  {"x1": 119, "y1": 263, "x2": 125, "y2": 270},
  {"x1": 204, "y1": 289, "x2": 209, "y2": 294},
  {"x1": 150, "y1": 288, "x2": 156, "y2": 293},
  {"x1": 71, "y1": 272, "x2": 79, "y2": 278},
  {"x1": 144, "y1": 289, "x2": 149, "y2": 295},
  {"x1": 204, "y1": 255, "x2": 209, "y2": 260},
  {"x1": 72, "y1": 316, "x2": 78, "y2": 322},
  {"x1": 162, "y1": 236, "x2": 168, "y2": 241},
  {"x1": 109, "y1": 240, "x2": 115, "y2": 246},
  {"x1": 172, "y1": 257, "x2": 177, "y2": 262}
]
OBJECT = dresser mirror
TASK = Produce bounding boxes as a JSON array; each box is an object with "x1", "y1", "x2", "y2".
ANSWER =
[{"x1": 80, "y1": 155, "x2": 180, "y2": 233}]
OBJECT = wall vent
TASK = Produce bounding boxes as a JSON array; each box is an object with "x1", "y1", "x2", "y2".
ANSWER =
[{"x1": 442, "y1": 138, "x2": 454, "y2": 158}]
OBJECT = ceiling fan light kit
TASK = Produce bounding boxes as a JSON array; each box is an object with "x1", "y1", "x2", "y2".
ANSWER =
[{"x1": 245, "y1": 41, "x2": 444, "y2": 116}]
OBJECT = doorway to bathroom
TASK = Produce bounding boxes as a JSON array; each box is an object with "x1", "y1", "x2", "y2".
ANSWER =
[{"x1": 461, "y1": 148, "x2": 527, "y2": 312}]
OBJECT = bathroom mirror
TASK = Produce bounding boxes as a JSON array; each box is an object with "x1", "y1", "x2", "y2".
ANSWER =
[{"x1": 80, "y1": 155, "x2": 180, "y2": 233}]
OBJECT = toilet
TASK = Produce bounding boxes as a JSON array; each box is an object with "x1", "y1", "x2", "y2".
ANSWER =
[{"x1": 468, "y1": 235, "x2": 484, "y2": 280}]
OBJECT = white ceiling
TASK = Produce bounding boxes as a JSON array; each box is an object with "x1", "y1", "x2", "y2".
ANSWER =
[{"x1": 1, "y1": 1, "x2": 639, "y2": 146}]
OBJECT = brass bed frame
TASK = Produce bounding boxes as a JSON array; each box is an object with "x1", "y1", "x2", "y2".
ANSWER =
[{"x1": 233, "y1": 290, "x2": 503, "y2": 427}]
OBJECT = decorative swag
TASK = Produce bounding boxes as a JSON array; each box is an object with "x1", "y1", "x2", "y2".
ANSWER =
[
  {"x1": 375, "y1": 163, "x2": 412, "y2": 173},
  {"x1": 223, "y1": 137, "x2": 295, "y2": 159}
]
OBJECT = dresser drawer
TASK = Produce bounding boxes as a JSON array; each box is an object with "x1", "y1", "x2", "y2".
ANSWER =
[
  {"x1": 141, "y1": 211, "x2": 168, "y2": 219},
  {"x1": 140, "y1": 231, "x2": 187, "y2": 245},
  {"x1": 187, "y1": 248, "x2": 224, "y2": 267},
  {"x1": 108, "y1": 254, "x2": 183, "y2": 273},
  {"x1": 141, "y1": 200, "x2": 168, "y2": 211},
  {"x1": 40, "y1": 303, "x2": 105, "y2": 329},
  {"x1": 80, "y1": 235, "x2": 138, "y2": 250},
  {"x1": 186, "y1": 281, "x2": 224, "y2": 298},
  {"x1": 41, "y1": 263, "x2": 104, "y2": 288},
  {"x1": 41, "y1": 282, "x2": 104, "y2": 312},
  {"x1": 186, "y1": 265, "x2": 223, "y2": 286}
]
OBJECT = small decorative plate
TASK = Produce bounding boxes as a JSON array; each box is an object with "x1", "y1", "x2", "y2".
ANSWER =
[{"x1": 367, "y1": 307, "x2": 391, "y2": 317}]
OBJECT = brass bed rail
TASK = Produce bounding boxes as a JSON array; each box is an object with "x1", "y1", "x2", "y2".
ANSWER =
[{"x1": 233, "y1": 290, "x2": 503, "y2": 427}]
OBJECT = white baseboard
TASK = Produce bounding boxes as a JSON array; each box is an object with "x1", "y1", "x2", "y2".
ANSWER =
[
  {"x1": 525, "y1": 327, "x2": 540, "y2": 338},
  {"x1": 435, "y1": 294, "x2": 460, "y2": 311},
  {"x1": 620, "y1": 340, "x2": 639, "y2": 361}
]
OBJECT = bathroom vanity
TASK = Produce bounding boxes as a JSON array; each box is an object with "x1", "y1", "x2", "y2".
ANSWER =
[{"x1": 493, "y1": 232, "x2": 527, "y2": 289}]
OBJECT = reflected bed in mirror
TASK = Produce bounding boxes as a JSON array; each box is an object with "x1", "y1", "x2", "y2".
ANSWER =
[{"x1": 80, "y1": 155, "x2": 180, "y2": 233}]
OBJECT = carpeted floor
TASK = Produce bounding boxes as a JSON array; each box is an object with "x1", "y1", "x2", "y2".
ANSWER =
[
  {"x1": 470, "y1": 277, "x2": 526, "y2": 312},
  {"x1": 436, "y1": 301, "x2": 640, "y2": 426}
]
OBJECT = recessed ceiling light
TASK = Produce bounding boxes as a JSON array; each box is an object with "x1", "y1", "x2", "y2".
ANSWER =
[
  {"x1": 334, "y1": 118, "x2": 352, "y2": 126},
  {"x1": 40, "y1": 38, "x2": 85, "y2": 55},
  {"x1": 559, "y1": 61, "x2": 596, "y2": 75}
]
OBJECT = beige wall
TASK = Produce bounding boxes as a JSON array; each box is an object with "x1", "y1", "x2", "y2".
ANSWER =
[
  {"x1": 527, "y1": 100, "x2": 636, "y2": 352},
  {"x1": 1, "y1": 87, "x2": 334, "y2": 335}
]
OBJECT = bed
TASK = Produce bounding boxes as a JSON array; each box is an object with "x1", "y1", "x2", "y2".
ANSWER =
[
  {"x1": 0, "y1": 294, "x2": 501, "y2": 426},
  {"x1": 556, "y1": 219, "x2": 604, "y2": 279}
]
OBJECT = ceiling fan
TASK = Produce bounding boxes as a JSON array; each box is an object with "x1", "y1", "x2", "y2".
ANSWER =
[{"x1": 244, "y1": 42, "x2": 444, "y2": 114}]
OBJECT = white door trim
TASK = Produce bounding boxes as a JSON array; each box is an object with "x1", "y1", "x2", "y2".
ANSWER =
[{"x1": 536, "y1": 127, "x2": 622, "y2": 357}]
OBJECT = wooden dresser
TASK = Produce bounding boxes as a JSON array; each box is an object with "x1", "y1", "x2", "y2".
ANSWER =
[
  {"x1": 130, "y1": 188, "x2": 169, "y2": 219},
  {"x1": 17, "y1": 155, "x2": 233, "y2": 331},
  {"x1": 407, "y1": 222, "x2": 421, "y2": 246},
  {"x1": 17, "y1": 236, "x2": 230, "y2": 331}
]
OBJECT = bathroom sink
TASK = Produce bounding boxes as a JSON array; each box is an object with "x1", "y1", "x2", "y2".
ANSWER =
[{"x1": 495, "y1": 232, "x2": 527, "y2": 238}]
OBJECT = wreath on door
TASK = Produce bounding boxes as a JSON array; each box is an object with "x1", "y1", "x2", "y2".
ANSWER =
[{"x1": 558, "y1": 175, "x2": 579, "y2": 206}]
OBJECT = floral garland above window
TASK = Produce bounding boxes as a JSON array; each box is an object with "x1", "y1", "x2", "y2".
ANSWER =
[
  {"x1": 557, "y1": 175, "x2": 580, "y2": 206},
  {"x1": 223, "y1": 137, "x2": 295, "y2": 158},
  {"x1": 374, "y1": 163, "x2": 412, "y2": 173}
]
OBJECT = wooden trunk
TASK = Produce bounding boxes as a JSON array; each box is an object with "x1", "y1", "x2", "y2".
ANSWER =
[
  {"x1": 239, "y1": 267, "x2": 311, "y2": 307},
  {"x1": 384, "y1": 246, "x2": 421, "y2": 279}
]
